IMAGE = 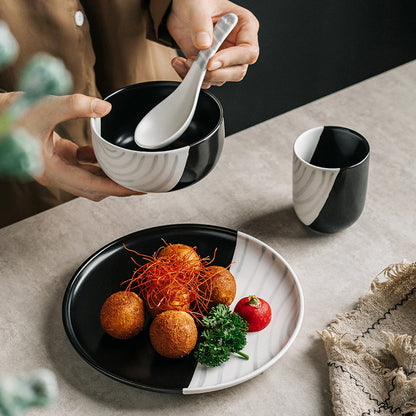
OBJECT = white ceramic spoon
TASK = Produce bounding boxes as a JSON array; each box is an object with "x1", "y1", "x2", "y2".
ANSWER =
[{"x1": 134, "y1": 13, "x2": 238, "y2": 150}]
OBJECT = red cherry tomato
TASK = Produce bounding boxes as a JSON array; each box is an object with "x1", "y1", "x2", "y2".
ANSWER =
[{"x1": 234, "y1": 295, "x2": 272, "y2": 332}]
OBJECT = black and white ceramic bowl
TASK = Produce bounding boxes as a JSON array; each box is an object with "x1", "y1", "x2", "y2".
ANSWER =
[{"x1": 91, "y1": 82, "x2": 225, "y2": 193}]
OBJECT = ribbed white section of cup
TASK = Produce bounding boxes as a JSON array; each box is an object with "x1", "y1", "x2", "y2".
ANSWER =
[{"x1": 292, "y1": 156, "x2": 339, "y2": 225}]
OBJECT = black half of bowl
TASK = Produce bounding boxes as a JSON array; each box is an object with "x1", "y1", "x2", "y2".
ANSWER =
[{"x1": 100, "y1": 81, "x2": 225, "y2": 191}]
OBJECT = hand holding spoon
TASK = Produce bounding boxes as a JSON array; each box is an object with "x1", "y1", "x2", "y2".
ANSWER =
[{"x1": 134, "y1": 13, "x2": 238, "y2": 150}]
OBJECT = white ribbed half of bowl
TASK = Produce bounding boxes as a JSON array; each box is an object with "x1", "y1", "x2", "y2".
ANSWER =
[{"x1": 91, "y1": 118, "x2": 190, "y2": 193}]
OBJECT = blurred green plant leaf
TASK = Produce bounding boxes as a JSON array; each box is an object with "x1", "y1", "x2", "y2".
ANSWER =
[
  {"x1": 0, "y1": 128, "x2": 43, "y2": 178},
  {"x1": 18, "y1": 53, "x2": 72, "y2": 103},
  {"x1": 0, "y1": 369, "x2": 58, "y2": 416},
  {"x1": 0, "y1": 21, "x2": 72, "y2": 180}
]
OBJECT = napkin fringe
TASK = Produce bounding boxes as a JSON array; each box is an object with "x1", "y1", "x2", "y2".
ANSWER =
[
  {"x1": 370, "y1": 261, "x2": 416, "y2": 295},
  {"x1": 384, "y1": 332, "x2": 416, "y2": 373},
  {"x1": 325, "y1": 261, "x2": 416, "y2": 339},
  {"x1": 320, "y1": 261, "x2": 416, "y2": 416}
]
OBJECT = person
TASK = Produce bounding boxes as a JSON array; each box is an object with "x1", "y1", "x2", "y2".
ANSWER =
[{"x1": 0, "y1": 0, "x2": 259, "y2": 227}]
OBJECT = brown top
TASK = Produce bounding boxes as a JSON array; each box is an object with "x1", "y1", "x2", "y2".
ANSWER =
[{"x1": 0, "y1": 0, "x2": 180, "y2": 227}]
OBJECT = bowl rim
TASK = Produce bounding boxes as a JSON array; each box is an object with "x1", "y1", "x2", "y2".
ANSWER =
[{"x1": 91, "y1": 81, "x2": 224, "y2": 154}]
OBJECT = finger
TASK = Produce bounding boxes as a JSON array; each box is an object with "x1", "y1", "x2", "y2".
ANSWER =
[
  {"x1": 69, "y1": 164, "x2": 146, "y2": 199},
  {"x1": 178, "y1": 55, "x2": 248, "y2": 86},
  {"x1": 39, "y1": 94, "x2": 112, "y2": 127},
  {"x1": 70, "y1": 166, "x2": 145, "y2": 199},
  {"x1": 207, "y1": 11, "x2": 259, "y2": 70},
  {"x1": 187, "y1": 8, "x2": 213, "y2": 49},
  {"x1": 0, "y1": 91, "x2": 23, "y2": 109},
  {"x1": 75, "y1": 163, "x2": 104, "y2": 176},
  {"x1": 185, "y1": 40, "x2": 256, "y2": 73},
  {"x1": 205, "y1": 64, "x2": 249, "y2": 84},
  {"x1": 75, "y1": 173, "x2": 146, "y2": 199},
  {"x1": 36, "y1": 137, "x2": 145, "y2": 199},
  {"x1": 77, "y1": 145, "x2": 97, "y2": 164},
  {"x1": 202, "y1": 81, "x2": 225, "y2": 89},
  {"x1": 232, "y1": 8, "x2": 260, "y2": 55},
  {"x1": 61, "y1": 94, "x2": 112, "y2": 122},
  {"x1": 171, "y1": 57, "x2": 188, "y2": 79},
  {"x1": 62, "y1": 181, "x2": 142, "y2": 202},
  {"x1": 207, "y1": 42, "x2": 259, "y2": 71},
  {"x1": 40, "y1": 162, "x2": 145, "y2": 200}
]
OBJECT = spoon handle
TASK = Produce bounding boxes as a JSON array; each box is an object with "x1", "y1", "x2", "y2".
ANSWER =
[{"x1": 195, "y1": 13, "x2": 238, "y2": 70}]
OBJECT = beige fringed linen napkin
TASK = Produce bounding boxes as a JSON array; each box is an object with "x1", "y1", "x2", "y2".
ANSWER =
[{"x1": 320, "y1": 262, "x2": 416, "y2": 416}]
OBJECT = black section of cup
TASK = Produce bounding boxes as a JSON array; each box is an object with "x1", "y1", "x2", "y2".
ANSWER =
[
  {"x1": 309, "y1": 155, "x2": 369, "y2": 233},
  {"x1": 309, "y1": 126, "x2": 369, "y2": 169},
  {"x1": 308, "y1": 126, "x2": 370, "y2": 233}
]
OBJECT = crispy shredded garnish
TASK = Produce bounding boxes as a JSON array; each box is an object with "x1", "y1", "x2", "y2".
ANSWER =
[{"x1": 122, "y1": 242, "x2": 218, "y2": 320}]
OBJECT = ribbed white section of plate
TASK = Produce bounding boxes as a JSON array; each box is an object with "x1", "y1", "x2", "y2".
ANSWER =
[{"x1": 184, "y1": 231, "x2": 304, "y2": 394}]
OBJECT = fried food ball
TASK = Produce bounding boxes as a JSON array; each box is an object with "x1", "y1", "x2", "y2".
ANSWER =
[
  {"x1": 203, "y1": 265, "x2": 236, "y2": 307},
  {"x1": 158, "y1": 244, "x2": 202, "y2": 272},
  {"x1": 145, "y1": 288, "x2": 191, "y2": 318},
  {"x1": 100, "y1": 291, "x2": 145, "y2": 340},
  {"x1": 149, "y1": 310, "x2": 198, "y2": 358}
]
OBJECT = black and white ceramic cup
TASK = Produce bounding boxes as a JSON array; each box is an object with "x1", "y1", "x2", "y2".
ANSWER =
[{"x1": 292, "y1": 126, "x2": 370, "y2": 233}]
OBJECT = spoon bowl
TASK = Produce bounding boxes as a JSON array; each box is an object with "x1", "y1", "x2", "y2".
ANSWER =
[{"x1": 134, "y1": 13, "x2": 238, "y2": 150}]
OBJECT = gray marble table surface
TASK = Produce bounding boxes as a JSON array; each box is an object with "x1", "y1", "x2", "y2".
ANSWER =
[{"x1": 1, "y1": 60, "x2": 415, "y2": 416}]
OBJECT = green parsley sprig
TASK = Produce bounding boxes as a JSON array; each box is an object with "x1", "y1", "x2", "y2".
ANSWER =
[{"x1": 194, "y1": 304, "x2": 249, "y2": 367}]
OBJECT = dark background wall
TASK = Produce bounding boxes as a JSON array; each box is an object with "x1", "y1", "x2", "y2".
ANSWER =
[{"x1": 213, "y1": 0, "x2": 416, "y2": 135}]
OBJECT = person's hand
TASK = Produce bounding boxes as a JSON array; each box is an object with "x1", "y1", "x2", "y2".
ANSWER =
[
  {"x1": 6, "y1": 93, "x2": 145, "y2": 201},
  {"x1": 167, "y1": 0, "x2": 259, "y2": 88}
]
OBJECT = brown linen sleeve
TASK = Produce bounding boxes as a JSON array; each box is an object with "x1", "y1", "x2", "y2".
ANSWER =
[{"x1": 147, "y1": 0, "x2": 178, "y2": 48}]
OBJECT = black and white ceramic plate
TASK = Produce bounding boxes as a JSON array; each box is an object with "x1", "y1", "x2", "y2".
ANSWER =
[{"x1": 62, "y1": 224, "x2": 304, "y2": 394}]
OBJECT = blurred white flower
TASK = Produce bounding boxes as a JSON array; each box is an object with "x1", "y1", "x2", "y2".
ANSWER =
[{"x1": 0, "y1": 21, "x2": 19, "y2": 69}]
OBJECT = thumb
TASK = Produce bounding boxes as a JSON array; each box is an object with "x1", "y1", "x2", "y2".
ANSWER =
[
  {"x1": 188, "y1": 10, "x2": 213, "y2": 49},
  {"x1": 46, "y1": 94, "x2": 112, "y2": 126}
]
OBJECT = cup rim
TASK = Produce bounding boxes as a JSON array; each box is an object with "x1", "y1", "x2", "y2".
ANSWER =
[
  {"x1": 91, "y1": 81, "x2": 224, "y2": 155},
  {"x1": 294, "y1": 125, "x2": 370, "y2": 171}
]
